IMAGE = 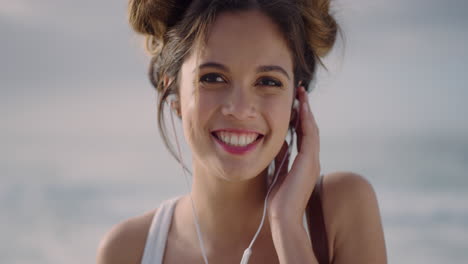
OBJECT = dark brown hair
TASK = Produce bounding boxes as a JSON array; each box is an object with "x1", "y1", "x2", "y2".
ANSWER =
[{"x1": 128, "y1": 0, "x2": 339, "y2": 163}]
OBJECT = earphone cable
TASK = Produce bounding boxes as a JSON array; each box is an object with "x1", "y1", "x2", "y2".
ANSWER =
[
  {"x1": 240, "y1": 123, "x2": 296, "y2": 264},
  {"x1": 168, "y1": 101, "x2": 210, "y2": 264}
]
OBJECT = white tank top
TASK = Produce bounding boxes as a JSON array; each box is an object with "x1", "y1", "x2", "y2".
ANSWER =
[
  {"x1": 140, "y1": 195, "x2": 311, "y2": 264},
  {"x1": 140, "y1": 196, "x2": 182, "y2": 264}
]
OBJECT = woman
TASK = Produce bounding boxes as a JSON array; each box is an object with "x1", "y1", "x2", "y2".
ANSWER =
[{"x1": 97, "y1": 0, "x2": 387, "y2": 263}]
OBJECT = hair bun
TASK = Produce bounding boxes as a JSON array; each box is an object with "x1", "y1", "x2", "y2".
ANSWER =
[
  {"x1": 300, "y1": 0, "x2": 338, "y2": 58},
  {"x1": 128, "y1": 0, "x2": 173, "y2": 36},
  {"x1": 128, "y1": 0, "x2": 191, "y2": 55}
]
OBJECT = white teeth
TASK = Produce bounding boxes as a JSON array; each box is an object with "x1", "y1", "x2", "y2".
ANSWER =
[
  {"x1": 230, "y1": 134, "x2": 238, "y2": 145},
  {"x1": 231, "y1": 135, "x2": 236, "y2": 145},
  {"x1": 215, "y1": 131, "x2": 259, "y2": 147},
  {"x1": 239, "y1": 135, "x2": 246, "y2": 145}
]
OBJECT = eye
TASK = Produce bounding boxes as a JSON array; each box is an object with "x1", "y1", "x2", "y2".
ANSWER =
[
  {"x1": 199, "y1": 73, "x2": 226, "y2": 83},
  {"x1": 256, "y1": 77, "x2": 283, "y2": 88}
]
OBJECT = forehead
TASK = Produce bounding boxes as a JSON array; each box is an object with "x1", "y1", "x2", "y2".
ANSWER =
[{"x1": 195, "y1": 10, "x2": 293, "y2": 72}]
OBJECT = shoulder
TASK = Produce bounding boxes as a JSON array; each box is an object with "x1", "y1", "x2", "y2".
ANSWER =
[
  {"x1": 96, "y1": 208, "x2": 158, "y2": 264},
  {"x1": 321, "y1": 171, "x2": 387, "y2": 263},
  {"x1": 322, "y1": 171, "x2": 377, "y2": 206},
  {"x1": 320, "y1": 171, "x2": 377, "y2": 240}
]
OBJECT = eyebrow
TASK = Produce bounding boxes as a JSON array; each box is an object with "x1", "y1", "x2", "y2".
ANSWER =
[{"x1": 197, "y1": 62, "x2": 290, "y2": 80}]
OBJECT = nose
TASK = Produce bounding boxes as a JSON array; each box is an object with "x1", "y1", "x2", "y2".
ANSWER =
[{"x1": 221, "y1": 86, "x2": 257, "y2": 120}]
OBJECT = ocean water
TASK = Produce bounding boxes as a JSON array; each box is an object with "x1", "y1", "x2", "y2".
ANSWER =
[{"x1": 1, "y1": 132, "x2": 467, "y2": 264}]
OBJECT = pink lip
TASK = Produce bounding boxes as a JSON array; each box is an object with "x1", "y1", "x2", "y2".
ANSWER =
[{"x1": 211, "y1": 133, "x2": 263, "y2": 155}]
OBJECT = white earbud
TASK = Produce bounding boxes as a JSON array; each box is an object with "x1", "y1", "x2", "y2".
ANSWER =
[{"x1": 293, "y1": 98, "x2": 300, "y2": 111}]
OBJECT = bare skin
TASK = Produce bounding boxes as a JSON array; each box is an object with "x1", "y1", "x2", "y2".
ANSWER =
[
  {"x1": 97, "y1": 10, "x2": 387, "y2": 264},
  {"x1": 96, "y1": 172, "x2": 386, "y2": 263}
]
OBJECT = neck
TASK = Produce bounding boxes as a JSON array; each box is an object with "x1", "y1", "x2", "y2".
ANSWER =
[{"x1": 183, "y1": 161, "x2": 272, "y2": 253}]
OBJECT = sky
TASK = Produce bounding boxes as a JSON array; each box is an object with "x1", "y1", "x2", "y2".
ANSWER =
[{"x1": 2, "y1": 0, "x2": 467, "y2": 141}]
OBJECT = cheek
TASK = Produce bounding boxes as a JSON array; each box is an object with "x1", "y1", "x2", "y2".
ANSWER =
[
  {"x1": 180, "y1": 90, "x2": 212, "y2": 146},
  {"x1": 271, "y1": 114, "x2": 291, "y2": 145},
  {"x1": 263, "y1": 97, "x2": 292, "y2": 134},
  {"x1": 261, "y1": 101, "x2": 291, "y2": 166},
  {"x1": 181, "y1": 97, "x2": 199, "y2": 145}
]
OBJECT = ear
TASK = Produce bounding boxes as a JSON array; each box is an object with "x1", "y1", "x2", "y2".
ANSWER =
[
  {"x1": 290, "y1": 83, "x2": 301, "y2": 121},
  {"x1": 163, "y1": 74, "x2": 180, "y2": 117},
  {"x1": 289, "y1": 83, "x2": 302, "y2": 127},
  {"x1": 163, "y1": 74, "x2": 175, "y2": 88},
  {"x1": 170, "y1": 98, "x2": 181, "y2": 117}
]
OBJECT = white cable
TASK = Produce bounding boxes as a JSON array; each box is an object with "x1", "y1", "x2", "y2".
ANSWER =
[
  {"x1": 240, "y1": 121, "x2": 296, "y2": 264},
  {"x1": 168, "y1": 101, "x2": 210, "y2": 264}
]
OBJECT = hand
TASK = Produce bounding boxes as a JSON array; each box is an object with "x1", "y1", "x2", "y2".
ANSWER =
[{"x1": 267, "y1": 86, "x2": 321, "y2": 225}]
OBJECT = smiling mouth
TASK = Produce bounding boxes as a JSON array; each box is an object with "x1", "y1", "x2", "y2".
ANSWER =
[
  {"x1": 211, "y1": 132, "x2": 265, "y2": 148},
  {"x1": 211, "y1": 131, "x2": 264, "y2": 155}
]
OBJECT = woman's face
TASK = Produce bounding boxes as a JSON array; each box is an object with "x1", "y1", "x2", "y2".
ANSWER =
[{"x1": 178, "y1": 10, "x2": 295, "y2": 182}]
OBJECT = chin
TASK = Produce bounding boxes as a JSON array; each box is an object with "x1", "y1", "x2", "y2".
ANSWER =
[{"x1": 213, "y1": 161, "x2": 269, "y2": 183}]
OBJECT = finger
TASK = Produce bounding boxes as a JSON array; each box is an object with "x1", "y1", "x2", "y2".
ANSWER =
[
  {"x1": 296, "y1": 86, "x2": 308, "y2": 153},
  {"x1": 273, "y1": 140, "x2": 290, "y2": 186},
  {"x1": 295, "y1": 86, "x2": 308, "y2": 153},
  {"x1": 298, "y1": 86, "x2": 319, "y2": 154}
]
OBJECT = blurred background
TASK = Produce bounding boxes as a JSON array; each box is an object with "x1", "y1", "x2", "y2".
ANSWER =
[{"x1": 1, "y1": 0, "x2": 467, "y2": 263}]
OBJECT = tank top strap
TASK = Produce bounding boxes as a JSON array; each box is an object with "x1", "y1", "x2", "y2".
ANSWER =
[
  {"x1": 306, "y1": 174, "x2": 330, "y2": 264},
  {"x1": 141, "y1": 196, "x2": 181, "y2": 264}
]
